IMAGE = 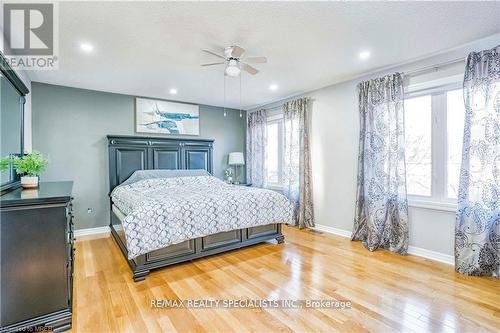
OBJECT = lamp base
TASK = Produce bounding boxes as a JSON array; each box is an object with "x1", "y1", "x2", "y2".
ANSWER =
[{"x1": 233, "y1": 165, "x2": 240, "y2": 185}]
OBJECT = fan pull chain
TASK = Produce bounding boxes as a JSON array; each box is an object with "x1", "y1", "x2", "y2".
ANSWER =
[
  {"x1": 239, "y1": 73, "x2": 242, "y2": 118},
  {"x1": 223, "y1": 72, "x2": 227, "y2": 117}
]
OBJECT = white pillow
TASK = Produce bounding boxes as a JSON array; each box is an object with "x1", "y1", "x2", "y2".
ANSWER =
[{"x1": 120, "y1": 169, "x2": 210, "y2": 186}]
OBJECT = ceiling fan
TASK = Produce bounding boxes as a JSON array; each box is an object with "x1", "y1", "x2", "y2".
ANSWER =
[{"x1": 201, "y1": 45, "x2": 267, "y2": 77}]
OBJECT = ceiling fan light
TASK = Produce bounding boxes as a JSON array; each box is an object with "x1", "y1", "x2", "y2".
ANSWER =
[{"x1": 225, "y1": 59, "x2": 240, "y2": 77}]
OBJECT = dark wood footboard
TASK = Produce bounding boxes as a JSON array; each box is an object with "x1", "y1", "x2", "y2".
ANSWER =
[
  {"x1": 109, "y1": 209, "x2": 284, "y2": 282},
  {"x1": 106, "y1": 136, "x2": 286, "y2": 282}
]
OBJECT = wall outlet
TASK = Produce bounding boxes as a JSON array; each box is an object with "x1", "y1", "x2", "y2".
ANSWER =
[{"x1": 87, "y1": 208, "x2": 92, "y2": 214}]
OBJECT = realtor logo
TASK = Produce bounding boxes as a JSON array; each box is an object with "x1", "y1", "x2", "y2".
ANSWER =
[
  {"x1": 4, "y1": 3, "x2": 54, "y2": 55},
  {"x1": 2, "y1": 2, "x2": 58, "y2": 69}
]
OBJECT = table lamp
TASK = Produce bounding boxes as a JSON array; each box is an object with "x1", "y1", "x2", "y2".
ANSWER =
[{"x1": 228, "y1": 152, "x2": 245, "y2": 184}]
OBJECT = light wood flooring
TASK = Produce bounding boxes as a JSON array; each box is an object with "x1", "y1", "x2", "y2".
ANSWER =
[{"x1": 70, "y1": 225, "x2": 500, "y2": 332}]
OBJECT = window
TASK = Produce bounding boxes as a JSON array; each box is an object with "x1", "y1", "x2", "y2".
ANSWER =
[
  {"x1": 404, "y1": 95, "x2": 432, "y2": 196},
  {"x1": 404, "y1": 87, "x2": 465, "y2": 207},
  {"x1": 266, "y1": 115, "x2": 283, "y2": 188}
]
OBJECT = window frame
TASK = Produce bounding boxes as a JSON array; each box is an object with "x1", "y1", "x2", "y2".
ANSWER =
[
  {"x1": 265, "y1": 114, "x2": 284, "y2": 190},
  {"x1": 404, "y1": 81, "x2": 463, "y2": 212}
]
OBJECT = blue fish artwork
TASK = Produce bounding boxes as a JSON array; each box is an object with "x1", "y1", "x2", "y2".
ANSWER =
[
  {"x1": 136, "y1": 99, "x2": 200, "y2": 135},
  {"x1": 142, "y1": 120, "x2": 181, "y2": 134}
]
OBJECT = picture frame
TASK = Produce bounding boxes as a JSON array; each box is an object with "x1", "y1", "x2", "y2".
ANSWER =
[{"x1": 135, "y1": 97, "x2": 200, "y2": 135}]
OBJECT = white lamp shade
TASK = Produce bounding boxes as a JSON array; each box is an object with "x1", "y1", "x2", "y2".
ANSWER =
[{"x1": 228, "y1": 152, "x2": 245, "y2": 166}]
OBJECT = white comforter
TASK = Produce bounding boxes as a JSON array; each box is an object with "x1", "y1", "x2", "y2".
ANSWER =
[{"x1": 111, "y1": 176, "x2": 293, "y2": 259}]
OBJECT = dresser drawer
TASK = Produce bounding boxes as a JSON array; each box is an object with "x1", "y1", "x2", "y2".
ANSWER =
[
  {"x1": 0, "y1": 181, "x2": 74, "y2": 332},
  {"x1": 0, "y1": 205, "x2": 69, "y2": 327}
]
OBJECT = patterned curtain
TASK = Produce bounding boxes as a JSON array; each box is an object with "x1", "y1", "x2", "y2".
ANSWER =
[
  {"x1": 283, "y1": 97, "x2": 314, "y2": 228},
  {"x1": 351, "y1": 73, "x2": 409, "y2": 254},
  {"x1": 246, "y1": 110, "x2": 267, "y2": 188},
  {"x1": 455, "y1": 45, "x2": 499, "y2": 276}
]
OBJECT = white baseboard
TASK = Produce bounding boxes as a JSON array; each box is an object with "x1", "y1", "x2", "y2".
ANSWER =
[
  {"x1": 313, "y1": 224, "x2": 352, "y2": 238},
  {"x1": 407, "y1": 246, "x2": 454, "y2": 265},
  {"x1": 313, "y1": 224, "x2": 454, "y2": 266},
  {"x1": 74, "y1": 226, "x2": 110, "y2": 238}
]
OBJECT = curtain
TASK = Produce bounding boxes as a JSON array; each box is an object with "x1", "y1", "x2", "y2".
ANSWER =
[
  {"x1": 282, "y1": 97, "x2": 314, "y2": 228},
  {"x1": 351, "y1": 73, "x2": 409, "y2": 254},
  {"x1": 246, "y1": 110, "x2": 267, "y2": 188},
  {"x1": 455, "y1": 45, "x2": 499, "y2": 276}
]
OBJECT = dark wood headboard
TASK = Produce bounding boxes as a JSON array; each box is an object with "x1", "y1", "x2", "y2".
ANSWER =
[{"x1": 107, "y1": 135, "x2": 214, "y2": 192}]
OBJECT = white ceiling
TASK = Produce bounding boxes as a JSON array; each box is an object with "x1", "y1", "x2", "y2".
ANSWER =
[{"x1": 27, "y1": 1, "x2": 500, "y2": 109}]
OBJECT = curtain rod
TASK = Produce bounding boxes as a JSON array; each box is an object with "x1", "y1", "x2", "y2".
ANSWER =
[
  {"x1": 250, "y1": 96, "x2": 314, "y2": 113},
  {"x1": 404, "y1": 57, "x2": 466, "y2": 77}
]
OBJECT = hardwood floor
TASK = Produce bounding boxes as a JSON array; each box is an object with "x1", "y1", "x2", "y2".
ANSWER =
[{"x1": 71, "y1": 225, "x2": 499, "y2": 333}]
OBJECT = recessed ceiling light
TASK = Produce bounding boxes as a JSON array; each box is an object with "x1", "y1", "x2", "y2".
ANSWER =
[
  {"x1": 169, "y1": 88, "x2": 178, "y2": 95},
  {"x1": 269, "y1": 84, "x2": 278, "y2": 91},
  {"x1": 80, "y1": 43, "x2": 94, "y2": 53},
  {"x1": 359, "y1": 51, "x2": 370, "y2": 60}
]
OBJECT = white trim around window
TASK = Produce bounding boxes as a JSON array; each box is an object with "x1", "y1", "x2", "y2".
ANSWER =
[{"x1": 408, "y1": 198, "x2": 457, "y2": 212}]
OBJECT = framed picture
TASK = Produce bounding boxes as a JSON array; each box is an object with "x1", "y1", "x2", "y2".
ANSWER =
[{"x1": 135, "y1": 98, "x2": 200, "y2": 135}]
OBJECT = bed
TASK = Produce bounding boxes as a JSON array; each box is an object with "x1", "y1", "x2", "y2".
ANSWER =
[{"x1": 107, "y1": 135, "x2": 292, "y2": 281}]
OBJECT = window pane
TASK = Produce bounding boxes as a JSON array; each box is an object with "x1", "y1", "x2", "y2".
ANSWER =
[
  {"x1": 266, "y1": 122, "x2": 279, "y2": 184},
  {"x1": 404, "y1": 95, "x2": 432, "y2": 196},
  {"x1": 447, "y1": 89, "x2": 465, "y2": 199}
]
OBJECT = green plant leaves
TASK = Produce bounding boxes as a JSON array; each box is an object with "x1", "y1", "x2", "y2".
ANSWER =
[{"x1": 13, "y1": 151, "x2": 48, "y2": 177}]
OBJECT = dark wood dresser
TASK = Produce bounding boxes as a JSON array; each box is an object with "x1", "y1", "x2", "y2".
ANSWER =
[{"x1": 0, "y1": 182, "x2": 74, "y2": 332}]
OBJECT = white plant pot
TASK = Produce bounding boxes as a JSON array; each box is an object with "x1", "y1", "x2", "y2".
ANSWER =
[{"x1": 21, "y1": 176, "x2": 39, "y2": 189}]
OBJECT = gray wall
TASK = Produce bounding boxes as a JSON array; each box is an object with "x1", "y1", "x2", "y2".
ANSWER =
[{"x1": 32, "y1": 82, "x2": 246, "y2": 230}]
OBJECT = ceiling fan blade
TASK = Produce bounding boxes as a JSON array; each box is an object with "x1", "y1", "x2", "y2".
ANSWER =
[
  {"x1": 243, "y1": 56, "x2": 267, "y2": 64},
  {"x1": 241, "y1": 63, "x2": 258, "y2": 75},
  {"x1": 231, "y1": 45, "x2": 245, "y2": 58},
  {"x1": 202, "y1": 49, "x2": 226, "y2": 60},
  {"x1": 201, "y1": 62, "x2": 225, "y2": 66}
]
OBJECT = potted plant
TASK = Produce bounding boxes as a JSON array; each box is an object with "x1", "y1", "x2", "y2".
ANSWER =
[{"x1": 13, "y1": 151, "x2": 48, "y2": 189}]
